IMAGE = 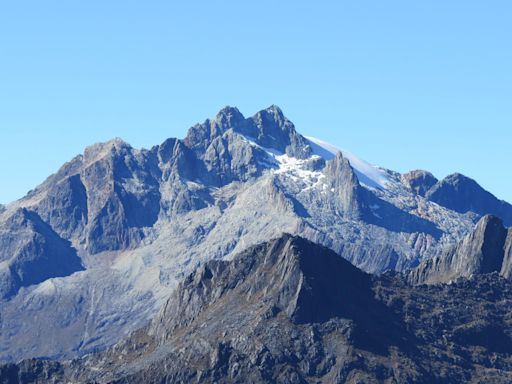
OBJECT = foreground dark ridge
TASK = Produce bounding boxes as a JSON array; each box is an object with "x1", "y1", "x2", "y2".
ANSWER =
[{"x1": 2, "y1": 234, "x2": 512, "y2": 383}]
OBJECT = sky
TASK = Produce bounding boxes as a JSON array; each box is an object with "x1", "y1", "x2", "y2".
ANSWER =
[{"x1": 0, "y1": 1, "x2": 511, "y2": 204}]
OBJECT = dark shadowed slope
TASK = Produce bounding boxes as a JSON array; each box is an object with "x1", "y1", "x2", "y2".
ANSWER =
[{"x1": 3, "y1": 235, "x2": 512, "y2": 383}]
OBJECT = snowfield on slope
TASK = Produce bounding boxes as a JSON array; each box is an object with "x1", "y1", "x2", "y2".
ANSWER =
[{"x1": 305, "y1": 136, "x2": 391, "y2": 190}]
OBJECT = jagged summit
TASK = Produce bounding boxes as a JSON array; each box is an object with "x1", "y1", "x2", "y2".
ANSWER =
[
  {"x1": 185, "y1": 104, "x2": 312, "y2": 160},
  {"x1": 401, "y1": 169, "x2": 438, "y2": 196},
  {"x1": 426, "y1": 173, "x2": 512, "y2": 225},
  {"x1": 214, "y1": 105, "x2": 245, "y2": 122},
  {"x1": 211, "y1": 104, "x2": 286, "y2": 128},
  {"x1": 409, "y1": 214, "x2": 510, "y2": 284},
  {"x1": 324, "y1": 151, "x2": 364, "y2": 217},
  {"x1": 83, "y1": 137, "x2": 131, "y2": 164},
  {"x1": 153, "y1": 233, "x2": 372, "y2": 341},
  {"x1": 398, "y1": 170, "x2": 512, "y2": 226}
]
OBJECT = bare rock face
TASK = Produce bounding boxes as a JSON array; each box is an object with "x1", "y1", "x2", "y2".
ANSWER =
[
  {"x1": 247, "y1": 105, "x2": 312, "y2": 159},
  {"x1": 409, "y1": 215, "x2": 509, "y2": 285},
  {"x1": 35, "y1": 174, "x2": 88, "y2": 241},
  {"x1": 22, "y1": 139, "x2": 162, "y2": 254},
  {"x1": 401, "y1": 171, "x2": 512, "y2": 226},
  {"x1": 401, "y1": 170, "x2": 438, "y2": 196},
  {"x1": 426, "y1": 173, "x2": 512, "y2": 226},
  {"x1": 500, "y1": 229, "x2": 512, "y2": 279},
  {"x1": 153, "y1": 138, "x2": 214, "y2": 215},
  {"x1": 186, "y1": 105, "x2": 311, "y2": 159},
  {"x1": 0, "y1": 359, "x2": 65, "y2": 384},
  {"x1": 183, "y1": 105, "x2": 312, "y2": 187},
  {"x1": 80, "y1": 140, "x2": 162, "y2": 253},
  {"x1": 153, "y1": 234, "x2": 371, "y2": 339},
  {"x1": 323, "y1": 152, "x2": 364, "y2": 218},
  {"x1": 6, "y1": 235, "x2": 512, "y2": 383},
  {"x1": 0, "y1": 209, "x2": 83, "y2": 299}
]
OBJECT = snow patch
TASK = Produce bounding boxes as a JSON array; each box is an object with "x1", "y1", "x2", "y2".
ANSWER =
[
  {"x1": 239, "y1": 132, "x2": 392, "y2": 192},
  {"x1": 305, "y1": 136, "x2": 391, "y2": 190},
  {"x1": 239, "y1": 134, "x2": 325, "y2": 190},
  {"x1": 274, "y1": 154, "x2": 326, "y2": 190}
]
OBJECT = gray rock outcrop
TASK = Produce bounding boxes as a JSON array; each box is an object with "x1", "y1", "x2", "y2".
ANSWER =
[
  {"x1": 0, "y1": 208, "x2": 83, "y2": 299},
  {"x1": 183, "y1": 105, "x2": 312, "y2": 187},
  {"x1": 401, "y1": 170, "x2": 438, "y2": 196},
  {"x1": 186, "y1": 105, "x2": 311, "y2": 159},
  {"x1": 20, "y1": 138, "x2": 162, "y2": 254},
  {"x1": 426, "y1": 173, "x2": 512, "y2": 226},
  {"x1": 409, "y1": 215, "x2": 509, "y2": 284},
  {"x1": 324, "y1": 152, "x2": 364, "y2": 217},
  {"x1": 500, "y1": 229, "x2": 512, "y2": 279}
]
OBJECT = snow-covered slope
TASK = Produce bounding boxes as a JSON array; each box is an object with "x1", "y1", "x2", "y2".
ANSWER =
[{"x1": 306, "y1": 136, "x2": 391, "y2": 190}]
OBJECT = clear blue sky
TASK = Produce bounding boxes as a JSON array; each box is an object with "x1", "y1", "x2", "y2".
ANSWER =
[{"x1": 1, "y1": 1, "x2": 511, "y2": 204}]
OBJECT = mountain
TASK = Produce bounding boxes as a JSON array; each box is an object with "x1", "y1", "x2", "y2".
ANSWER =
[
  {"x1": 401, "y1": 171, "x2": 512, "y2": 227},
  {"x1": 1, "y1": 105, "x2": 511, "y2": 362},
  {"x1": 401, "y1": 170, "x2": 438, "y2": 197},
  {"x1": 426, "y1": 173, "x2": 512, "y2": 225},
  {"x1": 409, "y1": 215, "x2": 511, "y2": 284},
  {"x1": 3, "y1": 235, "x2": 512, "y2": 383}
]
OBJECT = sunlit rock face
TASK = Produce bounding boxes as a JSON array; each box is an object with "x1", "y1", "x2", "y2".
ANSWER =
[
  {"x1": 1, "y1": 105, "x2": 511, "y2": 363},
  {"x1": 409, "y1": 215, "x2": 509, "y2": 285}
]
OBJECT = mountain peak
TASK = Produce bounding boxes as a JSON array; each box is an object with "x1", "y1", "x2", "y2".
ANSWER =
[
  {"x1": 152, "y1": 233, "x2": 371, "y2": 339},
  {"x1": 213, "y1": 106, "x2": 245, "y2": 128},
  {"x1": 477, "y1": 213, "x2": 504, "y2": 230},
  {"x1": 324, "y1": 151, "x2": 364, "y2": 217},
  {"x1": 401, "y1": 169, "x2": 438, "y2": 196},
  {"x1": 184, "y1": 105, "x2": 312, "y2": 161},
  {"x1": 446, "y1": 172, "x2": 468, "y2": 180},
  {"x1": 251, "y1": 104, "x2": 287, "y2": 128},
  {"x1": 216, "y1": 105, "x2": 242, "y2": 116},
  {"x1": 212, "y1": 104, "x2": 286, "y2": 130},
  {"x1": 263, "y1": 104, "x2": 284, "y2": 117},
  {"x1": 409, "y1": 214, "x2": 509, "y2": 284},
  {"x1": 83, "y1": 137, "x2": 131, "y2": 164},
  {"x1": 425, "y1": 172, "x2": 512, "y2": 225}
]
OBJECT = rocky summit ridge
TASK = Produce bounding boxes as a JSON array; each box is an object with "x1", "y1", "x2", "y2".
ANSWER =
[
  {"x1": 409, "y1": 214, "x2": 512, "y2": 285},
  {"x1": 1, "y1": 105, "x2": 512, "y2": 363}
]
